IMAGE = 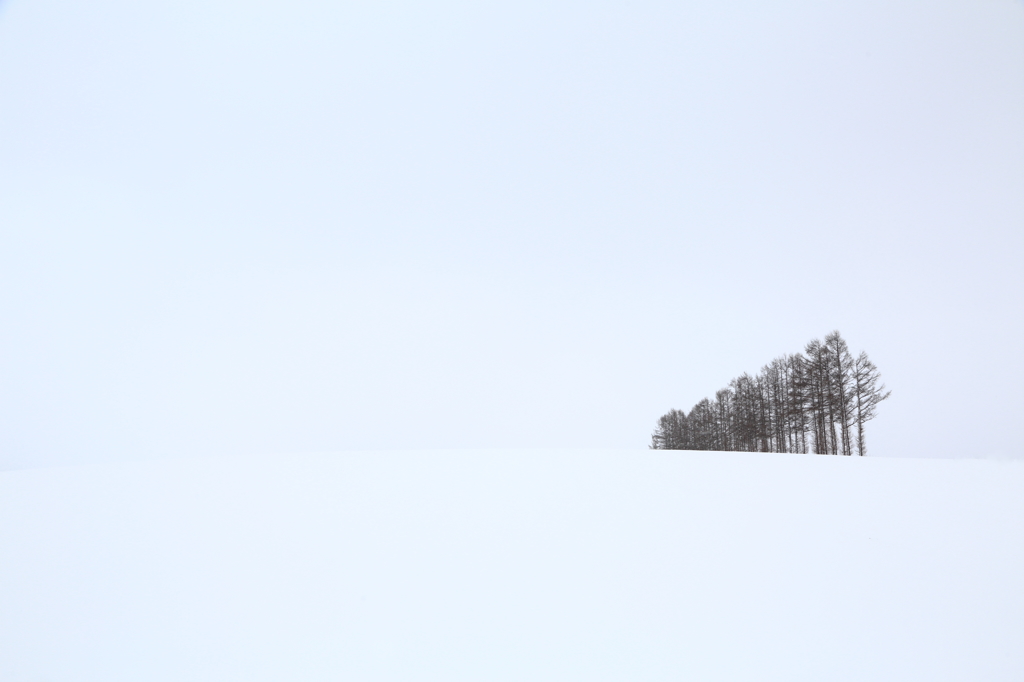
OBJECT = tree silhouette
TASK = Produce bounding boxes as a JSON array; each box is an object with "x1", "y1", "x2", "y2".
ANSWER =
[{"x1": 651, "y1": 332, "x2": 889, "y2": 456}]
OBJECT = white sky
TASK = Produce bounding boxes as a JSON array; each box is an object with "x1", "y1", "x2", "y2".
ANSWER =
[{"x1": 1, "y1": 0, "x2": 1022, "y2": 467}]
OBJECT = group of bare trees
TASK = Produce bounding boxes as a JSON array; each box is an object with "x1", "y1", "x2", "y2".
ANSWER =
[{"x1": 651, "y1": 331, "x2": 890, "y2": 456}]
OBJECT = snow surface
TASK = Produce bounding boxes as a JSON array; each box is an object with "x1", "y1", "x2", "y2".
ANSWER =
[{"x1": 1, "y1": 450, "x2": 1022, "y2": 681}]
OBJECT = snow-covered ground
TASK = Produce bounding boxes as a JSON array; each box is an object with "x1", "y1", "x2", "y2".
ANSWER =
[{"x1": 1, "y1": 450, "x2": 1021, "y2": 681}]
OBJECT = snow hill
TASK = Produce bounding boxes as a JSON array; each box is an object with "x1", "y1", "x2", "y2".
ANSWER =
[{"x1": 1, "y1": 450, "x2": 1021, "y2": 681}]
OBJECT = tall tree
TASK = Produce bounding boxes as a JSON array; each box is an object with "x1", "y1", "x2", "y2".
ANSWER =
[
  {"x1": 852, "y1": 351, "x2": 890, "y2": 456},
  {"x1": 714, "y1": 388, "x2": 734, "y2": 452},
  {"x1": 824, "y1": 331, "x2": 856, "y2": 456},
  {"x1": 690, "y1": 398, "x2": 715, "y2": 450},
  {"x1": 804, "y1": 338, "x2": 831, "y2": 454},
  {"x1": 729, "y1": 373, "x2": 757, "y2": 451},
  {"x1": 785, "y1": 353, "x2": 810, "y2": 454}
]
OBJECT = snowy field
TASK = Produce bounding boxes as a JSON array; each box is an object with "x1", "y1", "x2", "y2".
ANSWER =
[{"x1": 1, "y1": 450, "x2": 1022, "y2": 681}]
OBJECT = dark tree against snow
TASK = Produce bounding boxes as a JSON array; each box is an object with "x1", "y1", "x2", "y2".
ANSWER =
[
  {"x1": 852, "y1": 351, "x2": 890, "y2": 456},
  {"x1": 650, "y1": 408, "x2": 691, "y2": 450},
  {"x1": 651, "y1": 332, "x2": 889, "y2": 455}
]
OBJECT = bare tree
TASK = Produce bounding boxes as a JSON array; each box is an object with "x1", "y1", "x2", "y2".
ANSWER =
[
  {"x1": 852, "y1": 351, "x2": 890, "y2": 456},
  {"x1": 825, "y1": 331, "x2": 856, "y2": 455},
  {"x1": 650, "y1": 408, "x2": 690, "y2": 450},
  {"x1": 729, "y1": 373, "x2": 758, "y2": 451},
  {"x1": 714, "y1": 388, "x2": 734, "y2": 452},
  {"x1": 784, "y1": 353, "x2": 810, "y2": 454},
  {"x1": 803, "y1": 338, "x2": 833, "y2": 453},
  {"x1": 651, "y1": 332, "x2": 889, "y2": 456},
  {"x1": 690, "y1": 398, "x2": 715, "y2": 450}
]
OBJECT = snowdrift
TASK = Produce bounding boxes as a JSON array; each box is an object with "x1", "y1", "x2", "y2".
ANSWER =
[{"x1": 1, "y1": 450, "x2": 1021, "y2": 681}]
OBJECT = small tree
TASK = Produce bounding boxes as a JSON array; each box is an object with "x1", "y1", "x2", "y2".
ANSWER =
[{"x1": 650, "y1": 408, "x2": 690, "y2": 450}]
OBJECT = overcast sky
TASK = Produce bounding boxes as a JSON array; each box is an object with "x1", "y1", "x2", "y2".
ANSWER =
[{"x1": 1, "y1": 0, "x2": 1022, "y2": 468}]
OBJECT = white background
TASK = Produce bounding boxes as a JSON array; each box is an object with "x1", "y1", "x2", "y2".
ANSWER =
[
  {"x1": 2, "y1": 450, "x2": 1022, "y2": 680},
  {"x1": 2, "y1": 1, "x2": 1022, "y2": 467}
]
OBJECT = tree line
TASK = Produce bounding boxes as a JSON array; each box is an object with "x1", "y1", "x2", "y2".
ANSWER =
[{"x1": 651, "y1": 331, "x2": 890, "y2": 455}]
